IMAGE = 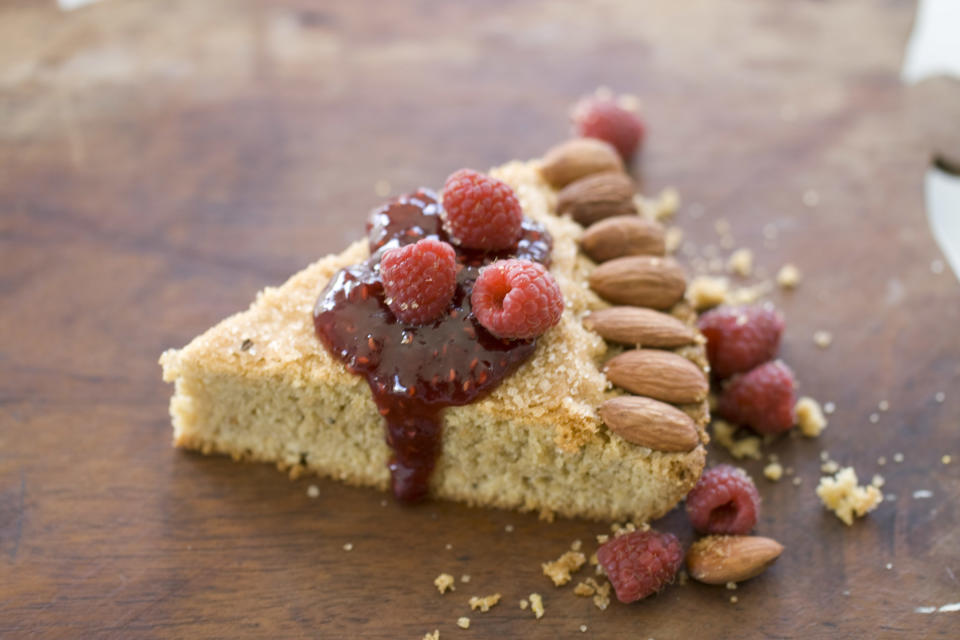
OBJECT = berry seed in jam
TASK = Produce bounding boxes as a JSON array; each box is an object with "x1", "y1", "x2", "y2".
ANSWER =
[{"x1": 314, "y1": 190, "x2": 552, "y2": 502}]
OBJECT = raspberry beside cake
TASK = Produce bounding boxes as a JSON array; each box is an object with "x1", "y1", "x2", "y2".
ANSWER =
[{"x1": 160, "y1": 150, "x2": 710, "y2": 522}]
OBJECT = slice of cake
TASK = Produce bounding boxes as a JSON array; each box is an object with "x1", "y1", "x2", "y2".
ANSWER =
[{"x1": 160, "y1": 139, "x2": 709, "y2": 522}]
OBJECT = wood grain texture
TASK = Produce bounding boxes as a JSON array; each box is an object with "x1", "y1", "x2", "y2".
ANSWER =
[{"x1": 1, "y1": 0, "x2": 959, "y2": 637}]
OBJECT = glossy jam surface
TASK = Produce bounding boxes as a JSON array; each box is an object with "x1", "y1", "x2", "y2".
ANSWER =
[{"x1": 314, "y1": 190, "x2": 551, "y2": 502}]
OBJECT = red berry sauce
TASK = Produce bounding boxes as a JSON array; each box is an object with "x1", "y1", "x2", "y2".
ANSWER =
[{"x1": 314, "y1": 190, "x2": 551, "y2": 502}]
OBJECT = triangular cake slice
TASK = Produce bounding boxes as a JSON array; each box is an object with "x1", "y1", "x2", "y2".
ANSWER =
[{"x1": 160, "y1": 147, "x2": 709, "y2": 522}]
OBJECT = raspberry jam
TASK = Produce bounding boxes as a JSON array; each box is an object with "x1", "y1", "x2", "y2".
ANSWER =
[{"x1": 313, "y1": 190, "x2": 551, "y2": 502}]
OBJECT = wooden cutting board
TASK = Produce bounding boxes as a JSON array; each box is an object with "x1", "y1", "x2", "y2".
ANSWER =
[{"x1": 2, "y1": 1, "x2": 958, "y2": 637}]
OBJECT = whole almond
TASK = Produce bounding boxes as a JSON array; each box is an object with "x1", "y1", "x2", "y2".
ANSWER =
[
  {"x1": 583, "y1": 307, "x2": 697, "y2": 348},
  {"x1": 540, "y1": 138, "x2": 624, "y2": 189},
  {"x1": 603, "y1": 349, "x2": 708, "y2": 404},
  {"x1": 580, "y1": 216, "x2": 666, "y2": 262},
  {"x1": 588, "y1": 256, "x2": 686, "y2": 309},
  {"x1": 557, "y1": 172, "x2": 636, "y2": 226},
  {"x1": 599, "y1": 396, "x2": 699, "y2": 452},
  {"x1": 686, "y1": 535, "x2": 784, "y2": 585}
]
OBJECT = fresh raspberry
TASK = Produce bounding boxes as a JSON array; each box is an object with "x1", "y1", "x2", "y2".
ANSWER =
[
  {"x1": 380, "y1": 238, "x2": 456, "y2": 325},
  {"x1": 685, "y1": 464, "x2": 761, "y2": 535},
  {"x1": 441, "y1": 169, "x2": 523, "y2": 250},
  {"x1": 471, "y1": 259, "x2": 563, "y2": 340},
  {"x1": 698, "y1": 304, "x2": 785, "y2": 379},
  {"x1": 717, "y1": 360, "x2": 797, "y2": 434},
  {"x1": 596, "y1": 529, "x2": 684, "y2": 603},
  {"x1": 572, "y1": 95, "x2": 645, "y2": 161}
]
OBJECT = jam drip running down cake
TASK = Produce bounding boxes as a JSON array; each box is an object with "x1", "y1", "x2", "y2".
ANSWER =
[{"x1": 313, "y1": 190, "x2": 551, "y2": 501}]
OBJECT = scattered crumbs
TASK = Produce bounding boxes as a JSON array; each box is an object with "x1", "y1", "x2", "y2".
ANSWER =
[
  {"x1": 574, "y1": 582, "x2": 596, "y2": 597},
  {"x1": 611, "y1": 521, "x2": 644, "y2": 537},
  {"x1": 712, "y1": 420, "x2": 763, "y2": 460},
  {"x1": 935, "y1": 391, "x2": 946, "y2": 403},
  {"x1": 461, "y1": 574, "x2": 471, "y2": 584},
  {"x1": 885, "y1": 563, "x2": 893, "y2": 570},
  {"x1": 343, "y1": 543, "x2": 353, "y2": 551},
  {"x1": 943, "y1": 455, "x2": 952, "y2": 465},
  {"x1": 434, "y1": 573, "x2": 455, "y2": 594},
  {"x1": 816, "y1": 467, "x2": 883, "y2": 525},
  {"x1": 580, "y1": 624, "x2": 588, "y2": 633},
  {"x1": 792, "y1": 476, "x2": 803, "y2": 486},
  {"x1": 842, "y1": 590, "x2": 851, "y2": 597},
  {"x1": 456, "y1": 617, "x2": 470, "y2": 630},
  {"x1": 727, "y1": 281, "x2": 773, "y2": 305},
  {"x1": 592, "y1": 580, "x2": 611, "y2": 610},
  {"x1": 445, "y1": 543, "x2": 453, "y2": 550},
  {"x1": 665, "y1": 227, "x2": 684, "y2": 254},
  {"x1": 726, "y1": 582, "x2": 738, "y2": 590},
  {"x1": 871, "y1": 474, "x2": 885, "y2": 488},
  {"x1": 820, "y1": 451, "x2": 830, "y2": 462},
  {"x1": 571, "y1": 539, "x2": 582, "y2": 551},
  {"x1": 519, "y1": 599, "x2": 529, "y2": 610},
  {"x1": 776, "y1": 264, "x2": 802, "y2": 289},
  {"x1": 374, "y1": 179, "x2": 391, "y2": 197},
  {"x1": 878, "y1": 400, "x2": 890, "y2": 412},
  {"x1": 813, "y1": 330, "x2": 833, "y2": 349},
  {"x1": 915, "y1": 606, "x2": 937, "y2": 614},
  {"x1": 589, "y1": 552, "x2": 598, "y2": 566},
  {"x1": 869, "y1": 413, "x2": 879, "y2": 424},
  {"x1": 764, "y1": 462, "x2": 784, "y2": 482},
  {"x1": 821, "y1": 459, "x2": 840, "y2": 474},
  {"x1": 913, "y1": 490, "x2": 933, "y2": 499},
  {"x1": 714, "y1": 218, "x2": 732, "y2": 236},
  {"x1": 306, "y1": 484, "x2": 320, "y2": 498},
  {"x1": 824, "y1": 401, "x2": 836, "y2": 415},
  {"x1": 505, "y1": 524, "x2": 515, "y2": 533},
  {"x1": 785, "y1": 466, "x2": 795, "y2": 476},
  {"x1": 931, "y1": 259, "x2": 945, "y2": 274},
  {"x1": 893, "y1": 453, "x2": 904, "y2": 463},
  {"x1": 687, "y1": 275, "x2": 730, "y2": 311},
  {"x1": 468, "y1": 593, "x2": 501, "y2": 612},
  {"x1": 596, "y1": 534, "x2": 610, "y2": 545},
  {"x1": 730, "y1": 595, "x2": 739, "y2": 604},
  {"x1": 878, "y1": 456, "x2": 887, "y2": 466},
  {"x1": 423, "y1": 631, "x2": 440, "y2": 640},
  {"x1": 529, "y1": 593, "x2": 545, "y2": 619},
  {"x1": 795, "y1": 397, "x2": 828, "y2": 437},
  {"x1": 538, "y1": 508, "x2": 556, "y2": 523},
  {"x1": 802, "y1": 189, "x2": 820, "y2": 207},
  {"x1": 542, "y1": 551, "x2": 587, "y2": 586},
  {"x1": 727, "y1": 249, "x2": 753, "y2": 277},
  {"x1": 940, "y1": 603, "x2": 960, "y2": 612},
  {"x1": 380, "y1": 499, "x2": 388, "y2": 507}
]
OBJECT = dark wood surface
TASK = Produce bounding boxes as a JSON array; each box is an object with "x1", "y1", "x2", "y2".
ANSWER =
[{"x1": 2, "y1": 1, "x2": 959, "y2": 637}]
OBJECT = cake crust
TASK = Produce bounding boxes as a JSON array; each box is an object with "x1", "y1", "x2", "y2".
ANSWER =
[{"x1": 160, "y1": 161, "x2": 708, "y2": 522}]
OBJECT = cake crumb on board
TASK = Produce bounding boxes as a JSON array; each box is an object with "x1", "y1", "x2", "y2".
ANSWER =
[
  {"x1": 813, "y1": 330, "x2": 833, "y2": 349},
  {"x1": 434, "y1": 573, "x2": 455, "y2": 594},
  {"x1": 816, "y1": 467, "x2": 883, "y2": 525},
  {"x1": 776, "y1": 264, "x2": 801, "y2": 289},
  {"x1": 456, "y1": 617, "x2": 470, "y2": 630},
  {"x1": 542, "y1": 551, "x2": 586, "y2": 586},
  {"x1": 468, "y1": 594, "x2": 501, "y2": 612},
  {"x1": 529, "y1": 593, "x2": 545, "y2": 619},
  {"x1": 764, "y1": 462, "x2": 783, "y2": 481},
  {"x1": 795, "y1": 397, "x2": 827, "y2": 437},
  {"x1": 423, "y1": 631, "x2": 439, "y2": 640}
]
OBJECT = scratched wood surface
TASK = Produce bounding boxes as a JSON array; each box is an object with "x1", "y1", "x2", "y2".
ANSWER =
[{"x1": 1, "y1": 1, "x2": 959, "y2": 638}]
